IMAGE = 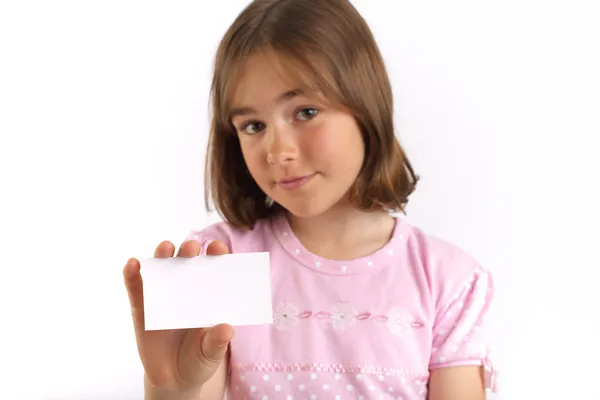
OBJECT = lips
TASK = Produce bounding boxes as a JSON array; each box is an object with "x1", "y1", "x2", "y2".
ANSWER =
[
  {"x1": 280, "y1": 175, "x2": 307, "y2": 184},
  {"x1": 277, "y1": 173, "x2": 316, "y2": 190}
]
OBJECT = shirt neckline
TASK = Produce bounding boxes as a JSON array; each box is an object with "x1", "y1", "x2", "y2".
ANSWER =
[{"x1": 269, "y1": 211, "x2": 408, "y2": 275}]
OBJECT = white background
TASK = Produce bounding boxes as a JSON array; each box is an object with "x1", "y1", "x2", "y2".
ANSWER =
[{"x1": 1, "y1": 1, "x2": 598, "y2": 399}]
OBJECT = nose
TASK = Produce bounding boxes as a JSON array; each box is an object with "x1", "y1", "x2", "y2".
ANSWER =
[{"x1": 266, "y1": 123, "x2": 298, "y2": 166}]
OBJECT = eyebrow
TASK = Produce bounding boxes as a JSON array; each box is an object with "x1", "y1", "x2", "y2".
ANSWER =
[{"x1": 229, "y1": 88, "x2": 304, "y2": 119}]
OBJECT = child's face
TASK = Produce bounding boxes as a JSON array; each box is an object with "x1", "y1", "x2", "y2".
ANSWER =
[{"x1": 230, "y1": 53, "x2": 365, "y2": 219}]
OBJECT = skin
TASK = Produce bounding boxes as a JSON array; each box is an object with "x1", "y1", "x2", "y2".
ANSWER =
[
  {"x1": 231, "y1": 53, "x2": 396, "y2": 260},
  {"x1": 230, "y1": 53, "x2": 486, "y2": 400},
  {"x1": 124, "y1": 240, "x2": 233, "y2": 400},
  {"x1": 126, "y1": 51, "x2": 486, "y2": 399}
]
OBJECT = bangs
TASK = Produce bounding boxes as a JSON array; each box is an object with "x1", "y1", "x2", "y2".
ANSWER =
[{"x1": 219, "y1": 46, "x2": 346, "y2": 127}]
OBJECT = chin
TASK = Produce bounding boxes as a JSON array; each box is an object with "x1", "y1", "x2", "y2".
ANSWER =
[{"x1": 277, "y1": 198, "x2": 336, "y2": 219}]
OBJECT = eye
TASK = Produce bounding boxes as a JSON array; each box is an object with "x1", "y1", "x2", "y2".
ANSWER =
[
  {"x1": 240, "y1": 121, "x2": 265, "y2": 135},
  {"x1": 295, "y1": 107, "x2": 319, "y2": 121}
]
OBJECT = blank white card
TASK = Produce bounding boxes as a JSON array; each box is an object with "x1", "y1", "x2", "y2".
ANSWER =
[{"x1": 140, "y1": 252, "x2": 274, "y2": 331}]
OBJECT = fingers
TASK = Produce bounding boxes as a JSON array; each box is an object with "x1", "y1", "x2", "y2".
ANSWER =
[
  {"x1": 124, "y1": 239, "x2": 228, "y2": 337},
  {"x1": 123, "y1": 257, "x2": 141, "y2": 307},
  {"x1": 123, "y1": 257, "x2": 145, "y2": 333},
  {"x1": 178, "y1": 323, "x2": 234, "y2": 386},
  {"x1": 176, "y1": 239, "x2": 229, "y2": 257},
  {"x1": 207, "y1": 323, "x2": 235, "y2": 347},
  {"x1": 154, "y1": 241, "x2": 175, "y2": 258},
  {"x1": 206, "y1": 240, "x2": 229, "y2": 256},
  {"x1": 124, "y1": 241, "x2": 175, "y2": 334},
  {"x1": 199, "y1": 324, "x2": 234, "y2": 364},
  {"x1": 177, "y1": 240, "x2": 201, "y2": 257}
]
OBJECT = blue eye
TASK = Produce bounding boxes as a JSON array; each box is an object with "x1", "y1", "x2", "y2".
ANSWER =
[{"x1": 296, "y1": 108, "x2": 319, "y2": 121}]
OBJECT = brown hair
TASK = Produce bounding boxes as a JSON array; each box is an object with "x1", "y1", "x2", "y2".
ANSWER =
[{"x1": 205, "y1": 0, "x2": 419, "y2": 229}]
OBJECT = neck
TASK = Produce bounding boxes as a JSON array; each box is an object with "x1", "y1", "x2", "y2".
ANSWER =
[{"x1": 285, "y1": 203, "x2": 395, "y2": 260}]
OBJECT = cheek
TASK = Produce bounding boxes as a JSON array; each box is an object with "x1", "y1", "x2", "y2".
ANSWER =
[
  {"x1": 303, "y1": 127, "x2": 334, "y2": 167},
  {"x1": 304, "y1": 121, "x2": 364, "y2": 174},
  {"x1": 239, "y1": 140, "x2": 266, "y2": 177}
]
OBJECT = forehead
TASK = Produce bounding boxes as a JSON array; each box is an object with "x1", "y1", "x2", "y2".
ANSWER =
[{"x1": 229, "y1": 51, "x2": 318, "y2": 109}]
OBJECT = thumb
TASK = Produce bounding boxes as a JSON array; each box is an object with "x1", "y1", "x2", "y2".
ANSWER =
[
  {"x1": 206, "y1": 240, "x2": 229, "y2": 256},
  {"x1": 199, "y1": 323, "x2": 234, "y2": 365},
  {"x1": 179, "y1": 324, "x2": 234, "y2": 386}
]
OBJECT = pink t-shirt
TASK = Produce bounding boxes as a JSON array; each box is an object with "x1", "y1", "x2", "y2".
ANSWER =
[{"x1": 187, "y1": 212, "x2": 498, "y2": 399}]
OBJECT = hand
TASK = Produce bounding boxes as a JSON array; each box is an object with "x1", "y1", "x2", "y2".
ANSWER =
[{"x1": 123, "y1": 239, "x2": 234, "y2": 395}]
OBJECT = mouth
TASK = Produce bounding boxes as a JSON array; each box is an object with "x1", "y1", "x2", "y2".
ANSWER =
[{"x1": 277, "y1": 173, "x2": 316, "y2": 190}]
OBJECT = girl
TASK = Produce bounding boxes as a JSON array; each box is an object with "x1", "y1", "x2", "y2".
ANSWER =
[{"x1": 124, "y1": 0, "x2": 499, "y2": 399}]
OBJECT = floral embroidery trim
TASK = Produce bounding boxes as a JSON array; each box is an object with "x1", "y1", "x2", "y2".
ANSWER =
[
  {"x1": 308, "y1": 311, "x2": 421, "y2": 325},
  {"x1": 232, "y1": 362, "x2": 429, "y2": 380},
  {"x1": 273, "y1": 302, "x2": 424, "y2": 335}
]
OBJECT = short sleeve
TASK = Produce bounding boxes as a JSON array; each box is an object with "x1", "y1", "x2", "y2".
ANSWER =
[{"x1": 429, "y1": 266, "x2": 499, "y2": 392}]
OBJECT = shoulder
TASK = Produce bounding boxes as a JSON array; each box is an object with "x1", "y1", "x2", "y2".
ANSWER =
[
  {"x1": 398, "y1": 219, "x2": 493, "y2": 312},
  {"x1": 185, "y1": 217, "x2": 273, "y2": 254},
  {"x1": 404, "y1": 221, "x2": 482, "y2": 272},
  {"x1": 398, "y1": 221, "x2": 499, "y2": 390}
]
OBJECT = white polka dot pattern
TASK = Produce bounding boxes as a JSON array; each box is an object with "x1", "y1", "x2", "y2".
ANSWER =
[
  {"x1": 229, "y1": 370, "x2": 428, "y2": 400},
  {"x1": 186, "y1": 210, "x2": 499, "y2": 398}
]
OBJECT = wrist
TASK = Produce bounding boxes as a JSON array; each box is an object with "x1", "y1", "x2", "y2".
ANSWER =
[{"x1": 144, "y1": 376, "x2": 203, "y2": 400}]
